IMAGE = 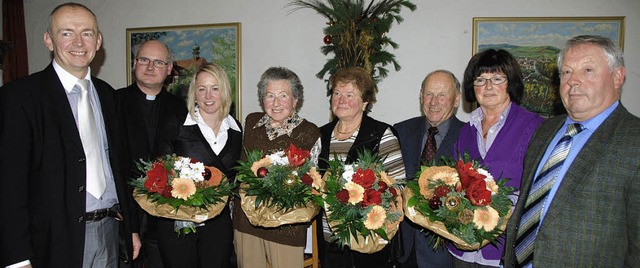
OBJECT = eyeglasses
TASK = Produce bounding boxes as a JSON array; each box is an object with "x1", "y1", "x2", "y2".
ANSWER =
[
  {"x1": 473, "y1": 76, "x2": 508, "y2": 86},
  {"x1": 136, "y1": 57, "x2": 169, "y2": 68}
]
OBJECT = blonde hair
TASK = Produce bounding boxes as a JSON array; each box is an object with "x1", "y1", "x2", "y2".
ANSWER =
[{"x1": 186, "y1": 63, "x2": 232, "y2": 120}]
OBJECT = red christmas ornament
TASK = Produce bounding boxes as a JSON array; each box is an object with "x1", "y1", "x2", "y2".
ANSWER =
[
  {"x1": 256, "y1": 167, "x2": 268, "y2": 178},
  {"x1": 323, "y1": 35, "x2": 332, "y2": 45},
  {"x1": 202, "y1": 167, "x2": 212, "y2": 181},
  {"x1": 428, "y1": 196, "x2": 442, "y2": 210}
]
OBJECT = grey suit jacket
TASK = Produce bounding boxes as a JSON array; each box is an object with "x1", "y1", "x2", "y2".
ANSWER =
[
  {"x1": 394, "y1": 116, "x2": 464, "y2": 266},
  {"x1": 503, "y1": 104, "x2": 640, "y2": 267}
]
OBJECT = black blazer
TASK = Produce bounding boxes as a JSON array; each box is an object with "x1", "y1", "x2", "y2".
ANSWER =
[{"x1": 0, "y1": 64, "x2": 133, "y2": 267}]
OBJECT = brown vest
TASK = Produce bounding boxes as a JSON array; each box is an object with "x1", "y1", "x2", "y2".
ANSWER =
[{"x1": 233, "y1": 112, "x2": 321, "y2": 246}]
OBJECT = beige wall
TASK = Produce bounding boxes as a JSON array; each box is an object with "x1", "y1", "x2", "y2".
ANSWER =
[{"x1": 22, "y1": 0, "x2": 640, "y2": 125}]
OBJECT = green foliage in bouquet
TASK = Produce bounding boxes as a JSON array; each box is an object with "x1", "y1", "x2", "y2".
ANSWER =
[
  {"x1": 323, "y1": 150, "x2": 403, "y2": 248},
  {"x1": 406, "y1": 153, "x2": 516, "y2": 247},
  {"x1": 235, "y1": 148, "x2": 323, "y2": 212},
  {"x1": 129, "y1": 154, "x2": 235, "y2": 210},
  {"x1": 287, "y1": 0, "x2": 417, "y2": 95}
]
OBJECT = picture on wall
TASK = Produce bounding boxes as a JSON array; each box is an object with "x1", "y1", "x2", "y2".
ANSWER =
[
  {"x1": 473, "y1": 17, "x2": 625, "y2": 116},
  {"x1": 126, "y1": 23, "x2": 242, "y2": 119}
]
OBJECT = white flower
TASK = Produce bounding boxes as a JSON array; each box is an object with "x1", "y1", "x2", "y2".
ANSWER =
[
  {"x1": 174, "y1": 157, "x2": 191, "y2": 171},
  {"x1": 477, "y1": 168, "x2": 494, "y2": 181},
  {"x1": 267, "y1": 151, "x2": 289, "y2": 166},
  {"x1": 342, "y1": 164, "x2": 354, "y2": 182},
  {"x1": 188, "y1": 162, "x2": 205, "y2": 182}
]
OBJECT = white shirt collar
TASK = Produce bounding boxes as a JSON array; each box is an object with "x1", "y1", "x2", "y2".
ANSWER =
[
  {"x1": 183, "y1": 107, "x2": 241, "y2": 132},
  {"x1": 52, "y1": 60, "x2": 92, "y2": 93}
]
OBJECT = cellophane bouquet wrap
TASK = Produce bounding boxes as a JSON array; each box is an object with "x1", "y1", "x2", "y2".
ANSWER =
[
  {"x1": 404, "y1": 153, "x2": 515, "y2": 250},
  {"x1": 130, "y1": 155, "x2": 235, "y2": 233},
  {"x1": 235, "y1": 143, "x2": 323, "y2": 228},
  {"x1": 322, "y1": 150, "x2": 404, "y2": 254}
]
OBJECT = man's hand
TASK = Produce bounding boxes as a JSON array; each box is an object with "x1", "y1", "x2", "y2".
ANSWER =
[{"x1": 132, "y1": 233, "x2": 141, "y2": 260}]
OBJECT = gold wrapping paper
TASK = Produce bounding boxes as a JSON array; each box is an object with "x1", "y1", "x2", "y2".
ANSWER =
[
  {"x1": 239, "y1": 188, "x2": 319, "y2": 228},
  {"x1": 403, "y1": 187, "x2": 512, "y2": 251},
  {"x1": 133, "y1": 190, "x2": 227, "y2": 223},
  {"x1": 325, "y1": 187, "x2": 404, "y2": 254}
]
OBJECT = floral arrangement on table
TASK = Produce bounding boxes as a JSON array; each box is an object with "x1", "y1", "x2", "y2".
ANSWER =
[
  {"x1": 235, "y1": 143, "x2": 324, "y2": 228},
  {"x1": 130, "y1": 154, "x2": 235, "y2": 234},
  {"x1": 287, "y1": 0, "x2": 417, "y2": 95},
  {"x1": 322, "y1": 150, "x2": 403, "y2": 253},
  {"x1": 403, "y1": 153, "x2": 515, "y2": 250}
]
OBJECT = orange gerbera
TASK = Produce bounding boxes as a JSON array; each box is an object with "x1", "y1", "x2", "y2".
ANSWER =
[
  {"x1": 379, "y1": 171, "x2": 396, "y2": 186},
  {"x1": 473, "y1": 206, "x2": 499, "y2": 232},
  {"x1": 344, "y1": 181, "x2": 365, "y2": 205},
  {"x1": 418, "y1": 166, "x2": 458, "y2": 198},
  {"x1": 308, "y1": 167, "x2": 325, "y2": 195},
  {"x1": 171, "y1": 178, "x2": 197, "y2": 200},
  {"x1": 364, "y1": 205, "x2": 387, "y2": 230}
]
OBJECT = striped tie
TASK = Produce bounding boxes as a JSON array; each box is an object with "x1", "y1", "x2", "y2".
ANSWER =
[{"x1": 515, "y1": 123, "x2": 584, "y2": 266}]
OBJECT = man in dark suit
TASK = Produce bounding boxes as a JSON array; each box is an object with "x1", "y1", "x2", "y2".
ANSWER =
[
  {"x1": 394, "y1": 70, "x2": 464, "y2": 268},
  {"x1": 117, "y1": 39, "x2": 187, "y2": 268},
  {"x1": 503, "y1": 35, "x2": 640, "y2": 267},
  {"x1": 0, "y1": 3, "x2": 138, "y2": 267}
]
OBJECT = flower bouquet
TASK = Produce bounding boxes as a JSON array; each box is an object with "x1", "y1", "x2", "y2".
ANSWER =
[
  {"x1": 322, "y1": 150, "x2": 404, "y2": 253},
  {"x1": 130, "y1": 154, "x2": 235, "y2": 233},
  {"x1": 235, "y1": 143, "x2": 323, "y2": 228},
  {"x1": 403, "y1": 153, "x2": 515, "y2": 250}
]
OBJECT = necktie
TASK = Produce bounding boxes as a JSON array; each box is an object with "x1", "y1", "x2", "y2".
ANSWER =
[
  {"x1": 515, "y1": 123, "x2": 585, "y2": 266},
  {"x1": 420, "y1": 127, "x2": 438, "y2": 164},
  {"x1": 77, "y1": 79, "x2": 106, "y2": 198}
]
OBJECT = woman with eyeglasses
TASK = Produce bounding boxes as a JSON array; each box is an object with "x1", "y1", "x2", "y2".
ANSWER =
[{"x1": 447, "y1": 49, "x2": 543, "y2": 268}]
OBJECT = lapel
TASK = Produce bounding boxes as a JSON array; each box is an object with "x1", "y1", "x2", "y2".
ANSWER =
[
  {"x1": 39, "y1": 65, "x2": 84, "y2": 152},
  {"x1": 542, "y1": 106, "x2": 625, "y2": 226},
  {"x1": 411, "y1": 117, "x2": 428, "y2": 163}
]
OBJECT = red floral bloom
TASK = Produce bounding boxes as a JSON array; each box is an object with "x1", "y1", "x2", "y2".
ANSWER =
[
  {"x1": 434, "y1": 185, "x2": 452, "y2": 198},
  {"x1": 389, "y1": 187, "x2": 398, "y2": 197},
  {"x1": 301, "y1": 173, "x2": 313, "y2": 186},
  {"x1": 144, "y1": 162, "x2": 168, "y2": 193},
  {"x1": 336, "y1": 189, "x2": 350, "y2": 204},
  {"x1": 456, "y1": 160, "x2": 486, "y2": 189},
  {"x1": 466, "y1": 179, "x2": 492, "y2": 206},
  {"x1": 352, "y1": 168, "x2": 376, "y2": 188},
  {"x1": 377, "y1": 181, "x2": 388, "y2": 193},
  {"x1": 285, "y1": 143, "x2": 310, "y2": 167},
  {"x1": 161, "y1": 184, "x2": 173, "y2": 198},
  {"x1": 362, "y1": 188, "x2": 382, "y2": 207}
]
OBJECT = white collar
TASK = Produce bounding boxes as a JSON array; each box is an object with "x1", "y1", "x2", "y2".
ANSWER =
[
  {"x1": 52, "y1": 60, "x2": 92, "y2": 93},
  {"x1": 183, "y1": 107, "x2": 241, "y2": 132}
]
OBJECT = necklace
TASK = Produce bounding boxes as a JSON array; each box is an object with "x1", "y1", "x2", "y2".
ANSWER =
[{"x1": 336, "y1": 121, "x2": 360, "y2": 135}]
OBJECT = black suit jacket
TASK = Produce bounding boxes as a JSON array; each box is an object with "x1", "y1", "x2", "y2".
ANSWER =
[
  {"x1": 0, "y1": 64, "x2": 133, "y2": 267},
  {"x1": 394, "y1": 115, "x2": 464, "y2": 266}
]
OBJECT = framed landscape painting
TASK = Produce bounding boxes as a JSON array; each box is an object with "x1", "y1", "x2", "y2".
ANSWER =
[
  {"x1": 126, "y1": 23, "x2": 242, "y2": 119},
  {"x1": 473, "y1": 17, "x2": 625, "y2": 116}
]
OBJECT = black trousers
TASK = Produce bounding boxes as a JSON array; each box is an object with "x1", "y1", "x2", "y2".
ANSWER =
[{"x1": 156, "y1": 206, "x2": 234, "y2": 268}]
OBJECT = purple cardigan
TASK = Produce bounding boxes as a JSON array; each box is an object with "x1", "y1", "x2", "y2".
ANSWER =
[{"x1": 449, "y1": 103, "x2": 543, "y2": 265}]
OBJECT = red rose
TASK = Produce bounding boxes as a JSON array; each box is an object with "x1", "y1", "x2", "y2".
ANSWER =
[
  {"x1": 456, "y1": 160, "x2": 486, "y2": 189},
  {"x1": 362, "y1": 188, "x2": 382, "y2": 207},
  {"x1": 352, "y1": 168, "x2": 376, "y2": 188},
  {"x1": 285, "y1": 143, "x2": 310, "y2": 167},
  {"x1": 434, "y1": 185, "x2": 452, "y2": 198},
  {"x1": 161, "y1": 184, "x2": 173, "y2": 198},
  {"x1": 466, "y1": 179, "x2": 492, "y2": 206},
  {"x1": 377, "y1": 181, "x2": 388, "y2": 193},
  {"x1": 389, "y1": 187, "x2": 398, "y2": 197},
  {"x1": 144, "y1": 162, "x2": 168, "y2": 193},
  {"x1": 336, "y1": 189, "x2": 350, "y2": 204},
  {"x1": 301, "y1": 174, "x2": 313, "y2": 186}
]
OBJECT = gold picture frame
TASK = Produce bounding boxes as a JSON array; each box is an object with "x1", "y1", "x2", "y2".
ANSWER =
[
  {"x1": 472, "y1": 17, "x2": 625, "y2": 116},
  {"x1": 126, "y1": 23, "x2": 242, "y2": 119}
]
